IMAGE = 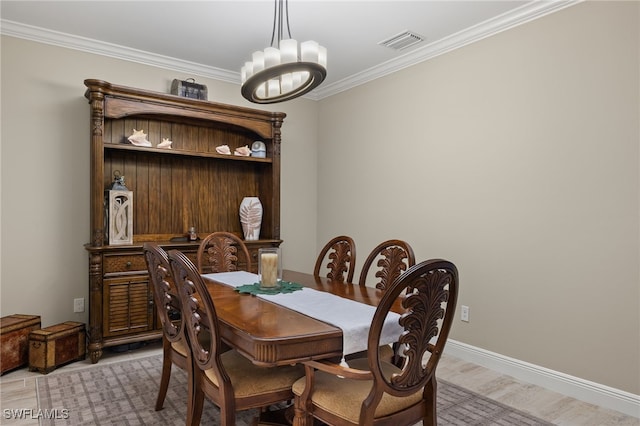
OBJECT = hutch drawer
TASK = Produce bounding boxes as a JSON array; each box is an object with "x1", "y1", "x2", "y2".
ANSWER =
[{"x1": 103, "y1": 252, "x2": 147, "y2": 274}]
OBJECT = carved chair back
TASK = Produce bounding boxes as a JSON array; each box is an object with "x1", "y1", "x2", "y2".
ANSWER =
[
  {"x1": 143, "y1": 243, "x2": 191, "y2": 413},
  {"x1": 196, "y1": 231, "x2": 252, "y2": 274},
  {"x1": 358, "y1": 239, "x2": 415, "y2": 290},
  {"x1": 169, "y1": 248, "x2": 238, "y2": 424},
  {"x1": 169, "y1": 249, "x2": 304, "y2": 425},
  {"x1": 368, "y1": 259, "x2": 457, "y2": 395},
  {"x1": 169, "y1": 249, "x2": 225, "y2": 378},
  {"x1": 313, "y1": 235, "x2": 357, "y2": 283},
  {"x1": 295, "y1": 259, "x2": 458, "y2": 426},
  {"x1": 143, "y1": 243, "x2": 183, "y2": 343}
]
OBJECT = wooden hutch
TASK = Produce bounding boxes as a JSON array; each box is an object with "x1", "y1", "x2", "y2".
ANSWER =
[{"x1": 84, "y1": 79, "x2": 284, "y2": 363}]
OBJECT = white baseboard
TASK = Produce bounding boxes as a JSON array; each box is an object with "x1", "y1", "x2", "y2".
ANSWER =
[{"x1": 444, "y1": 339, "x2": 640, "y2": 419}]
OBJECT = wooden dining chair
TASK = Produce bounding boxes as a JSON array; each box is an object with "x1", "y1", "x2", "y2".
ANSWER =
[
  {"x1": 313, "y1": 235, "x2": 356, "y2": 283},
  {"x1": 143, "y1": 243, "x2": 192, "y2": 414},
  {"x1": 358, "y1": 239, "x2": 415, "y2": 290},
  {"x1": 349, "y1": 239, "x2": 415, "y2": 365},
  {"x1": 196, "y1": 231, "x2": 252, "y2": 274},
  {"x1": 167, "y1": 249, "x2": 305, "y2": 426},
  {"x1": 292, "y1": 259, "x2": 459, "y2": 426}
]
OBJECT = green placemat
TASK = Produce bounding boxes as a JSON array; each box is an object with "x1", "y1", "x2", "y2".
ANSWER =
[{"x1": 235, "y1": 281, "x2": 303, "y2": 295}]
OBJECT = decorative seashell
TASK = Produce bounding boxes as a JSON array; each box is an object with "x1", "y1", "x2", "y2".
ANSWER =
[
  {"x1": 127, "y1": 129, "x2": 152, "y2": 147},
  {"x1": 157, "y1": 138, "x2": 172, "y2": 149},
  {"x1": 234, "y1": 145, "x2": 252, "y2": 156},
  {"x1": 216, "y1": 144, "x2": 231, "y2": 155}
]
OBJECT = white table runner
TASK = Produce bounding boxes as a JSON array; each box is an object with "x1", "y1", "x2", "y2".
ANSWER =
[
  {"x1": 203, "y1": 271, "x2": 403, "y2": 356},
  {"x1": 202, "y1": 271, "x2": 259, "y2": 287}
]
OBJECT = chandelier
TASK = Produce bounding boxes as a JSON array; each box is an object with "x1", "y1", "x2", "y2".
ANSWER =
[{"x1": 240, "y1": 0, "x2": 327, "y2": 104}]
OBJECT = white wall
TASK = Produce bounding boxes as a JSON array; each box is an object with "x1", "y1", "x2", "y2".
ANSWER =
[
  {"x1": 0, "y1": 37, "x2": 319, "y2": 329},
  {"x1": 316, "y1": 1, "x2": 639, "y2": 394}
]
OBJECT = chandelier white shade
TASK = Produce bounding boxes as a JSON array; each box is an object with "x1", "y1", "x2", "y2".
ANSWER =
[{"x1": 241, "y1": 0, "x2": 327, "y2": 104}]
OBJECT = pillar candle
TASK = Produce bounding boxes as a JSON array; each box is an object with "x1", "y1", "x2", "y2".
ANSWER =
[{"x1": 261, "y1": 252, "x2": 278, "y2": 288}]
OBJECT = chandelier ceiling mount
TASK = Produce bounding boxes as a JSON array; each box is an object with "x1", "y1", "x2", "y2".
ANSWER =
[{"x1": 240, "y1": 0, "x2": 327, "y2": 104}]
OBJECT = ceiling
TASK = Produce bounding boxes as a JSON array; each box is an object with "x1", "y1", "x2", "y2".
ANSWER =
[{"x1": 0, "y1": 1, "x2": 577, "y2": 100}]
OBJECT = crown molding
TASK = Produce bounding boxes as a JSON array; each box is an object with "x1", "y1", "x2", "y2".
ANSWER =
[
  {"x1": 312, "y1": 0, "x2": 581, "y2": 99},
  {"x1": 0, "y1": 20, "x2": 239, "y2": 84},
  {"x1": 1, "y1": 0, "x2": 581, "y2": 101}
]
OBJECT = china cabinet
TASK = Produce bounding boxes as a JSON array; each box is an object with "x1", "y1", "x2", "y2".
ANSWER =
[{"x1": 84, "y1": 79, "x2": 284, "y2": 362}]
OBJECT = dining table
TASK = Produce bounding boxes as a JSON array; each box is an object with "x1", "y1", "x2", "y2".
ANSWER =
[{"x1": 201, "y1": 269, "x2": 405, "y2": 367}]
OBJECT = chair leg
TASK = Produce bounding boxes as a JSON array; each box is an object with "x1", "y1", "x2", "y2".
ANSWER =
[
  {"x1": 155, "y1": 340, "x2": 172, "y2": 411},
  {"x1": 185, "y1": 359, "x2": 194, "y2": 426},
  {"x1": 424, "y1": 377, "x2": 437, "y2": 426},
  {"x1": 188, "y1": 357, "x2": 205, "y2": 426},
  {"x1": 293, "y1": 395, "x2": 313, "y2": 426},
  {"x1": 189, "y1": 387, "x2": 205, "y2": 426},
  {"x1": 220, "y1": 406, "x2": 236, "y2": 426}
]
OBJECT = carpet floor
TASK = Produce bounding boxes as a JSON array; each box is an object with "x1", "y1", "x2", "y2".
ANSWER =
[{"x1": 36, "y1": 354, "x2": 553, "y2": 425}]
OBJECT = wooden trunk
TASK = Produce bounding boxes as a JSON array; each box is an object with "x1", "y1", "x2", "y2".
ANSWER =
[
  {"x1": 28, "y1": 321, "x2": 86, "y2": 374},
  {"x1": 0, "y1": 314, "x2": 41, "y2": 375}
]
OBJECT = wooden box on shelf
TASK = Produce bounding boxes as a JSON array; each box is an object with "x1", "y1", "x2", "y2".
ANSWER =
[
  {"x1": 0, "y1": 314, "x2": 41, "y2": 375},
  {"x1": 29, "y1": 321, "x2": 86, "y2": 374},
  {"x1": 83, "y1": 79, "x2": 285, "y2": 363}
]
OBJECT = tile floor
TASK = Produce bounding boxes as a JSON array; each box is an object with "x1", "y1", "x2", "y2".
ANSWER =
[{"x1": 0, "y1": 341, "x2": 638, "y2": 425}]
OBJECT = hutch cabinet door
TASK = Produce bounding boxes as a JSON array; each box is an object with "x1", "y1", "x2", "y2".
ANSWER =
[{"x1": 102, "y1": 276, "x2": 154, "y2": 337}]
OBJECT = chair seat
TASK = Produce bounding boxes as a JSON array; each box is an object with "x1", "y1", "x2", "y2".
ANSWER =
[
  {"x1": 170, "y1": 339, "x2": 189, "y2": 357},
  {"x1": 377, "y1": 344, "x2": 395, "y2": 361},
  {"x1": 172, "y1": 332, "x2": 213, "y2": 358},
  {"x1": 205, "y1": 350, "x2": 304, "y2": 399},
  {"x1": 292, "y1": 358, "x2": 423, "y2": 424},
  {"x1": 346, "y1": 343, "x2": 395, "y2": 363}
]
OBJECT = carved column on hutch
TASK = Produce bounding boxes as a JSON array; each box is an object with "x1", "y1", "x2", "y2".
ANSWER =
[
  {"x1": 87, "y1": 90, "x2": 106, "y2": 363},
  {"x1": 270, "y1": 117, "x2": 283, "y2": 239}
]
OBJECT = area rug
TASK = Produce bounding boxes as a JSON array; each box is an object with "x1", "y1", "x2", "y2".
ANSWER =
[{"x1": 36, "y1": 354, "x2": 552, "y2": 425}]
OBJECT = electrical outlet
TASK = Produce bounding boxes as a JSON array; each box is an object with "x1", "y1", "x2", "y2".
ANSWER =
[
  {"x1": 461, "y1": 305, "x2": 469, "y2": 322},
  {"x1": 74, "y1": 298, "x2": 85, "y2": 313}
]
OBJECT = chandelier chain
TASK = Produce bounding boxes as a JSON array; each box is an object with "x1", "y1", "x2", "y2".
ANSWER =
[{"x1": 270, "y1": 0, "x2": 293, "y2": 48}]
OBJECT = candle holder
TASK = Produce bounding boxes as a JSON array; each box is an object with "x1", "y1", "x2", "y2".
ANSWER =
[{"x1": 259, "y1": 247, "x2": 282, "y2": 290}]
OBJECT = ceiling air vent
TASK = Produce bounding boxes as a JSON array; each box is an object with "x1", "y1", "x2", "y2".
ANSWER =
[{"x1": 378, "y1": 30, "x2": 425, "y2": 51}]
